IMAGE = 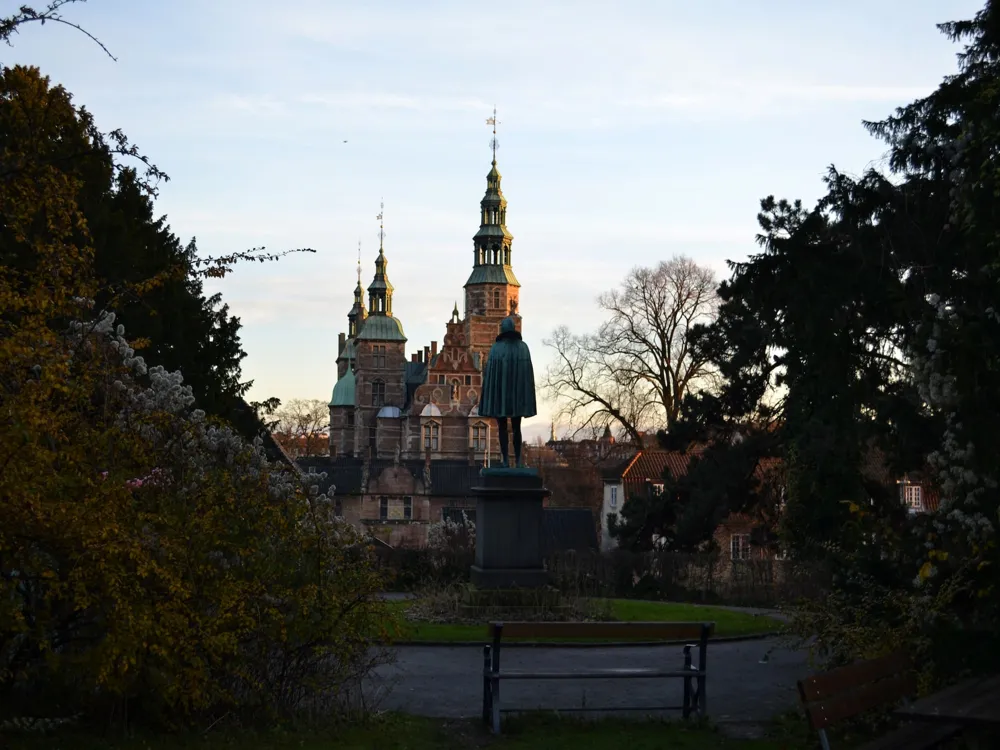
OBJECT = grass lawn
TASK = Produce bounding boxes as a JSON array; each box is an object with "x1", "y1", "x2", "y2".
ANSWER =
[
  {"x1": 389, "y1": 598, "x2": 784, "y2": 643},
  {"x1": 4, "y1": 713, "x2": 809, "y2": 750}
]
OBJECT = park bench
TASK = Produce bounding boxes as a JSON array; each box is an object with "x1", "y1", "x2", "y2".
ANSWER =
[
  {"x1": 797, "y1": 651, "x2": 963, "y2": 750},
  {"x1": 481, "y1": 620, "x2": 714, "y2": 734}
]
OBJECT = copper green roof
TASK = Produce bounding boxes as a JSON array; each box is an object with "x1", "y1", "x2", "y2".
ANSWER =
[
  {"x1": 356, "y1": 315, "x2": 406, "y2": 341},
  {"x1": 337, "y1": 338, "x2": 357, "y2": 362},
  {"x1": 465, "y1": 265, "x2": 520, "y2": 286},
  {"x1": 330, "y1": 367, "x2": 356, "y2": 406}
]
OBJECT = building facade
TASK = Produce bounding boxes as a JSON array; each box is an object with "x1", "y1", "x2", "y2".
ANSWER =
[{"x1": 315, "y1": 152, "x2": 527, "y2": 547}]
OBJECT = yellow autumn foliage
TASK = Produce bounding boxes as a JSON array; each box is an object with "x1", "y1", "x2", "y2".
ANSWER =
[{"x1": 0, "y1": 65, "x2": 393, "y2": 726}]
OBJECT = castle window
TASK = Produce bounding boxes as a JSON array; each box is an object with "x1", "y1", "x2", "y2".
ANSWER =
[
  {"x1": 472, "y1": 422, "x2": 488, "y2": 451},
  {"x1": 465, "y1": 375, "x2": 472, "y2": 386},
  {"x1": 379, "y1": 496, "x2": 388, "y2": 521},
  {"x1": 730, "y1": 534, "x2": 751, "y2": 561},
  {"x1": 369, "y1": 426, "x2": 377, "y2": 451},
  {"x1": 903, "y1": 483, "x2": 924, "y2": 513},
  {"x1": 371, "y1": 380, "x2": 385, "y2": 406},
  {"x1": 403, "y1": 496, "x2": 412, "y2": 520},
  {"x1": 423, "y1": 422, "x2": 440, "y2": 451},
  {"x1": 347, "y1": 410, "x2": 355, "y2": 426},
  {"x1": 374, "y1": 345, "x2": 386, "y2": 369},
  {"x1": 493, "y1": 290, "x2": 501, "y2": 309}
]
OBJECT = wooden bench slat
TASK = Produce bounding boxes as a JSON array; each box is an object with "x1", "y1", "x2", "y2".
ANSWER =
[
  {"x1": 486, "y1": 668, "x2": 699, "y2": 680},
  {"x1": 855, "y1": 721, "x2": 962, "y2": 750},
  {"x1": 804, "y1": 674, "x2": 917, "y2": 729},
  {"x1": 799, "y1": 651, "x2": 910, "y2": 702},
  {"x1": 488, "y1": 620, "x2": 714, "y2": 640}
]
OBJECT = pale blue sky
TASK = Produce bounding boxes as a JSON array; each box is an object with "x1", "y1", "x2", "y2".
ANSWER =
[{"x1": 7, "y1": 0, "x2": 982, "y2": 441}]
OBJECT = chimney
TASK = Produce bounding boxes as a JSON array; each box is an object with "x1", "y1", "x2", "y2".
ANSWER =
[
  {"x1": 411, "y1": 352, "x2": 418, "y2": 363},
  {"x1": 424, "y1": 345, "x2": 430, "y2": 362},
  {"x1": 338, "y1": 332, "x2": 346, "y2": 353},
  {"x1": 430, "y1": 341, "x2": 438, "y2": 358}
]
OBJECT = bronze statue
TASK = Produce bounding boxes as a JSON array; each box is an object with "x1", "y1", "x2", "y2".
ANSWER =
[{"x1": 479, "y1": 316, "x2": 536, "y2": 467}]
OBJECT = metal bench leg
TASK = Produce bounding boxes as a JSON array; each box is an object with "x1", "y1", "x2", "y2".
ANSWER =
[
  {"x1": 682, "y1": 645, "x2": 693, "y2": 719},
  {"x1": 697, "y1": 632, "x2": 708, "y2": 717},
  {"x1": 482, "y1": 645, "x2": 492, "y2": 726},
  {"x1": 490, "y1": 677, "x2": 501, "y2": 734},
  {"x1": 490, "y1": 633, "x2": 502, "y2": 734}
]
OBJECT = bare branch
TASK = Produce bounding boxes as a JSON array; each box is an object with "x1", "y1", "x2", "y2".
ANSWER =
[
  {"x1": 191, "y1": 247, "x2": 318, "y2": 280},
  {"x1": 543, "y1": 255, "x2": 720, "y2": 436},
  {"x1": 1, "y1": 1, "x2": 117, "y2": 61},
  {"x1": 272, "y1": 398, "x2": 330, "y2": 458}
]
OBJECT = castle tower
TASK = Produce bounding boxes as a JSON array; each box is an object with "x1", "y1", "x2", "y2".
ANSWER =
[
  {"x1": 336, "y1": 244, "x2": 367, "y2": 381},
  {"x1": 464, "y1": 109, "x2": 520, "y2": 363},
  {"x1": 354, "y1": 203, "x2": 407, "y2": 457}
]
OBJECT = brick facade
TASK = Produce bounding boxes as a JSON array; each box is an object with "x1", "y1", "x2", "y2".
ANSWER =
[{"x1": 320, "y1": 154, "x2": 528, "y2": 545}]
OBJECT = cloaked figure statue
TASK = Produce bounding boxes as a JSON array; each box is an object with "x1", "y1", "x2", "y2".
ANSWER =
[{"x1": 479, "y1": 316, "x2": 537, "y2": 467}]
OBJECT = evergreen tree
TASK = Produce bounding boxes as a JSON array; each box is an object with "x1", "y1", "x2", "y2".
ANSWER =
[{"x1": 0, "y1": 65, "x2": 266, "y2": 441}]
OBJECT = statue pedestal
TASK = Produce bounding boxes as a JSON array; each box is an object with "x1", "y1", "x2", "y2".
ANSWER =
[{"x1": 470, "y1": 467, "x2": 551, "y2": 589}]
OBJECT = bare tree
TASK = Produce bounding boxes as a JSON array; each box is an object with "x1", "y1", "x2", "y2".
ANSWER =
[
  {"x1": 272, "y1": 399, "x2": 330, "y2": 458},
  {"x1": 543, "y1": 255, "x2": 719, "y2": 442}
]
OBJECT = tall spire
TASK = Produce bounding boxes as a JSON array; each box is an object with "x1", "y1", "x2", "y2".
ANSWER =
[
  {"x1": 466, "y1": 109, "x2": 518, "y2": 285},
  {"x1": 368, "y1": 201, "x2": 394, "y2": 316},
  {"x1": 347, "y1": 239, "x2": 367, "y2": 338}
]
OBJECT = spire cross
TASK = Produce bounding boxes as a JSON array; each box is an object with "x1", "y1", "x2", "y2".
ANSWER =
[
  {"x1": 486, "y1": 106, "x2": 500, "y2": 163},
  {"x1": 377, "y1": 199, "x2": 385, "y2": 250},
  {"x1": 357, "y1": 240, "x2": 362, "y2": 284}
]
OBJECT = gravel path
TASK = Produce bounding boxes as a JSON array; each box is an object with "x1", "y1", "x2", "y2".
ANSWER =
[{"x1": 371, "y1": 638, "x2": 809, "y2": 725}]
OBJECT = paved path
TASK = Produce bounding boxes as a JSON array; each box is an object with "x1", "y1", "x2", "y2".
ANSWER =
[{"x1": 371, "y1": 638, "x2": 809, "y2": 725}]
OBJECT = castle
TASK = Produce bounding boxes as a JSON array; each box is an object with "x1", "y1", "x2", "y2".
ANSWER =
[
  {"x1": 306, "y1": 150, "x2": 527, "y2": 546},
  {"x1": 327, "y1": 152, "x2": 521, "y2": 465}
]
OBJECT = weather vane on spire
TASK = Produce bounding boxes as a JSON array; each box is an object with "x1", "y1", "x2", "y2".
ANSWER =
[
  {"x1": 377, "y1": 199, "x2": 385, "y2": 249},
  {"x1": 486, "y1": 106, "x2": 500, "y2": 163}
]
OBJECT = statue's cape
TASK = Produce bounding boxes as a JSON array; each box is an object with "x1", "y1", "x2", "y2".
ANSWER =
[{"x1": 479, "y1": 332, "x2": 537, "y2": 418}]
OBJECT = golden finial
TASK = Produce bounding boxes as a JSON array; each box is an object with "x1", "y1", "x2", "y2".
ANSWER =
[
  {"x1": 377, "y1": 199, "x2": 385, "y2": 250},
  {"x1": 486, "y1": 106, "x2": 500, "y2": 164}
]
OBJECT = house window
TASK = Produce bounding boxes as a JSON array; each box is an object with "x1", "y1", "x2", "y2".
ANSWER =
[
  {"x1": 374, "y1": 345, "x2": 386, "y2": 369},
  {"x1": 472, "y1": 422, "x2": 488, "y2": 451},
  {"x1": 652, "y1": 483, "x2": 665, "y2": 496},
  {"x1": 307, "y1": 466, "x2": 317, "y2": 475},
  {"x1": 493, "y1": 290, "x2": 501, "y2": 309},
  {"x1": 903, "y1": 484, "x2": 924, "y2": 513},
  {"x1": 730, "y1": 534, "x2": 751, "y2": 561},
  {"x1": 423, "y1": 422, "x2": 440, "y2": 451},
  {"x1": 403, "y1": 496, "x2": 412, "y2": 520},
  {"x1": 379, "y1": 496, "x2": 388, "y2": 520},
  {"x1": 371, "y1": 380, "x2": 385, "y2": 406},
  {"x1": 610, "y1": 486, "x2": 618, "y2": 509}
]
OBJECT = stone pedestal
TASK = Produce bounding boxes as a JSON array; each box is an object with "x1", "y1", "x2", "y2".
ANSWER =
[{"x1": 470, "y1": 467, "x2": 551, "y2": 589}]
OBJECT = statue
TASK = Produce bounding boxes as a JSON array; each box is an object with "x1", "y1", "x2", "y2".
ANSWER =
[{"x1": 479, "y1": 316, "x2": 537, "y2": 467}]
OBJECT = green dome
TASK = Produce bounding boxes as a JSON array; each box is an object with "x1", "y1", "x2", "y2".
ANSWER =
[
  {"x1": 356, "y1": 315, "x2": 406, "y2": 342},
  {"x1": 330, "y1": 367, "x2": 356, "y2": 407}
]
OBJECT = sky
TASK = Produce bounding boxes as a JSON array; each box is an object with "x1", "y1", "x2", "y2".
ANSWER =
[{"x1": 5, "y1": 0, "x2": 985, "y2": 442}]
